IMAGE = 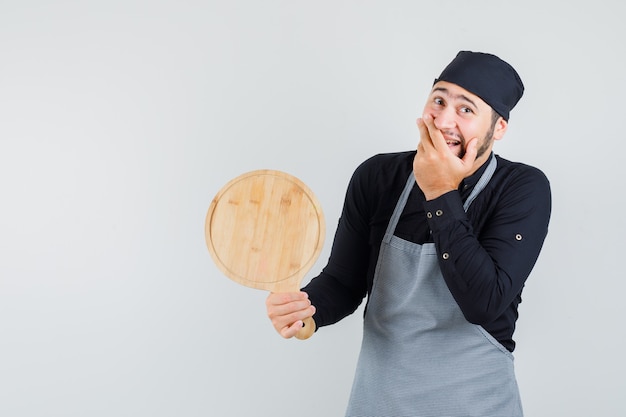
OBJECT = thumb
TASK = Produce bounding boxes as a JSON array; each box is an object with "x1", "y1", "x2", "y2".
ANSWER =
[{"x1": 462, "y1": 138, "x2": 479, "y2": 165}]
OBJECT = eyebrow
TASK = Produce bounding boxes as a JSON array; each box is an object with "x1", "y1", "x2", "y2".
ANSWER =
[{"x1": 432, "y1": 87, "x2": 478, "y2": 109}]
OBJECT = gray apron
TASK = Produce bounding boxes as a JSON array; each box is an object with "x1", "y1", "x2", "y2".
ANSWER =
[{"x1": 346, "y1": 155, "x2": 523, "y2": 417}]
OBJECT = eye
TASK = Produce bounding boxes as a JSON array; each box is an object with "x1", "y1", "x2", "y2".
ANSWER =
[
  {"x1": 433, "y1": 97, "x2": 444, "y2": 106},
  {"x1": 459, "y1": 106, "x2": 474, "y2": 114}
]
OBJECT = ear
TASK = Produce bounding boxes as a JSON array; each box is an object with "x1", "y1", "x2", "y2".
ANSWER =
[{"x1": 493, "y1": 117, "x2": 508, "y2": 141}]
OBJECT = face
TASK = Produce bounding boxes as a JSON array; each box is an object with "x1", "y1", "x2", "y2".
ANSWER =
[{"x1": 423, "y1": 81, "x2": 507, "y2": 162}]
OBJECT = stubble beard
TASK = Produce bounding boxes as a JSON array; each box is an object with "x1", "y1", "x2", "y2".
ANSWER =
[{"x1": 457, "y1": 121, "x2": 496, "y2": 160}]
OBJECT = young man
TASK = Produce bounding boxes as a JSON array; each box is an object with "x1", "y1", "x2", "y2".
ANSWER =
[{"x1": 266, "y1": 51, "x2": 551, "y2": 416}]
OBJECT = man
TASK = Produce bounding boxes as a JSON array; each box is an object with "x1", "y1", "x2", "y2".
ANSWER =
[{"x1": 266, "y1": 51, "x2": 551, "y2": 416}]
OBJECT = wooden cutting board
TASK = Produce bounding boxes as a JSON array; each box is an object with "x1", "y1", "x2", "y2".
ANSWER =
[{"x1": 205, "y1": 170, "x2": 325, "y2": 339}]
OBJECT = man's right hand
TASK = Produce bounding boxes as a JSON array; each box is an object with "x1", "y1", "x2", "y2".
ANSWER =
[{"x1": 265, "y1": 291, "x2": 316, "y2": 338}]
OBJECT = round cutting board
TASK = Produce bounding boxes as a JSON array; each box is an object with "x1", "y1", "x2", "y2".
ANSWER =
[{"x1": 205, "y1": 170, "x2": 325, "y2": 294}]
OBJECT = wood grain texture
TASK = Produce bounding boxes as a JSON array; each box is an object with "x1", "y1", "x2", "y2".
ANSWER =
[{"x1": 205, "y1": 170, "x2": 325, "y2": 294}]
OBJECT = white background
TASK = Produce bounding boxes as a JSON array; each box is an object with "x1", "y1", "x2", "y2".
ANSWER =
[{"x1": 1, "y1": 1, "x2": 624, "y2": 416}]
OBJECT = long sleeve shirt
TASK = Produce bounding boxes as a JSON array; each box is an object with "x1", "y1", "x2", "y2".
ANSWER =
[{"x1": 303, "y1": 151, "x2": 551, "y2": 352}]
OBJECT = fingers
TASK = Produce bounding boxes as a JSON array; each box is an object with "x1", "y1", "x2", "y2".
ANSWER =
[
  {"x1": 275, "y1": 304, "x2": 316, "y2": 339},
  {"x1": 415, "y1": 117, "x2": 433, "y2": 151},
  {"x1": 420, "y1": 114, "x2": 449, "y2": 153},
  {"x1": 461, "y1": 137, "x2": 479, "y2": 165},
  {"x1": 280, "y1": 319, "x2": 307, "y2": 339},
  {"x1": 266, "y1": 291, "x2": 316, "y2": 339}
]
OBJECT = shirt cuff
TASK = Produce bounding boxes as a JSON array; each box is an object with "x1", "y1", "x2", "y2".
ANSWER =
[{"x1": 423, "y1": 190, "x2": 466, "y2": 232}]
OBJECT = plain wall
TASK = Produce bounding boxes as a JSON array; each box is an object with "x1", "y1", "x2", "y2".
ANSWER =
[{"x1": 1, "y1": 1, "x2": 624, "y2": 416}]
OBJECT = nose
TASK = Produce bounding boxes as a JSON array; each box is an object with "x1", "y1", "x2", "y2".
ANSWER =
[{"x1": 432, "y1": 107, "x2": 456, "y2": 130}]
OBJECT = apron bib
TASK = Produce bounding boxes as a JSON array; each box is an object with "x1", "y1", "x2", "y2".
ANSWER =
[{"x1": 346, "y1": 155, "x2": 523, "y2": 417}]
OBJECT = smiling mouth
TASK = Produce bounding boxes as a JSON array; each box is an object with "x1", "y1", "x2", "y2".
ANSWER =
[
  {"x1": 442, "y1": 133, "x2": 464, "y2": 156},
  {"x1": 444, "y1": 135, "x2": 462, "y2": 148}
]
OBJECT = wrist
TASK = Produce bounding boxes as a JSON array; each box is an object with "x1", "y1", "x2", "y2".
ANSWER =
[{"x1": 423, "y1": 187, "x2": 456, "y2": 201}]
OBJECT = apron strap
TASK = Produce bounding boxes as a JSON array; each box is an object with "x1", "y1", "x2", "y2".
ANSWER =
[{"x1": 463, "y1": 154, "x2": 497, "y2": 211}]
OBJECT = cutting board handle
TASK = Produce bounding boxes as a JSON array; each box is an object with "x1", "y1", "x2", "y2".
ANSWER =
[{"x1": 295, "y1": 316, "x2": 316, "y2": 340}]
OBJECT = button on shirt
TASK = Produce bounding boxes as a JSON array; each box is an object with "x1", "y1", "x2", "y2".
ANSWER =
[{"x1": 303, "y1": 151, "x2": 552, "y2": 352}]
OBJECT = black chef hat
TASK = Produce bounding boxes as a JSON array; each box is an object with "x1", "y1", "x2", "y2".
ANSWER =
[{"x1": 434, "y1": 51, "x2": 524, "y2": 120}]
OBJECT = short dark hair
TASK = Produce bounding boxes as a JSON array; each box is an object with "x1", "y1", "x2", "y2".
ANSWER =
[{"x1": 491, "y1": 109, "x2": 500, "y2": 127}]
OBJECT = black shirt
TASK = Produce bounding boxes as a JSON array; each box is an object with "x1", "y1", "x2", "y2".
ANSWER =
[{"x1": 303, "y1": 151, "x2": 551, "y2": 352}]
